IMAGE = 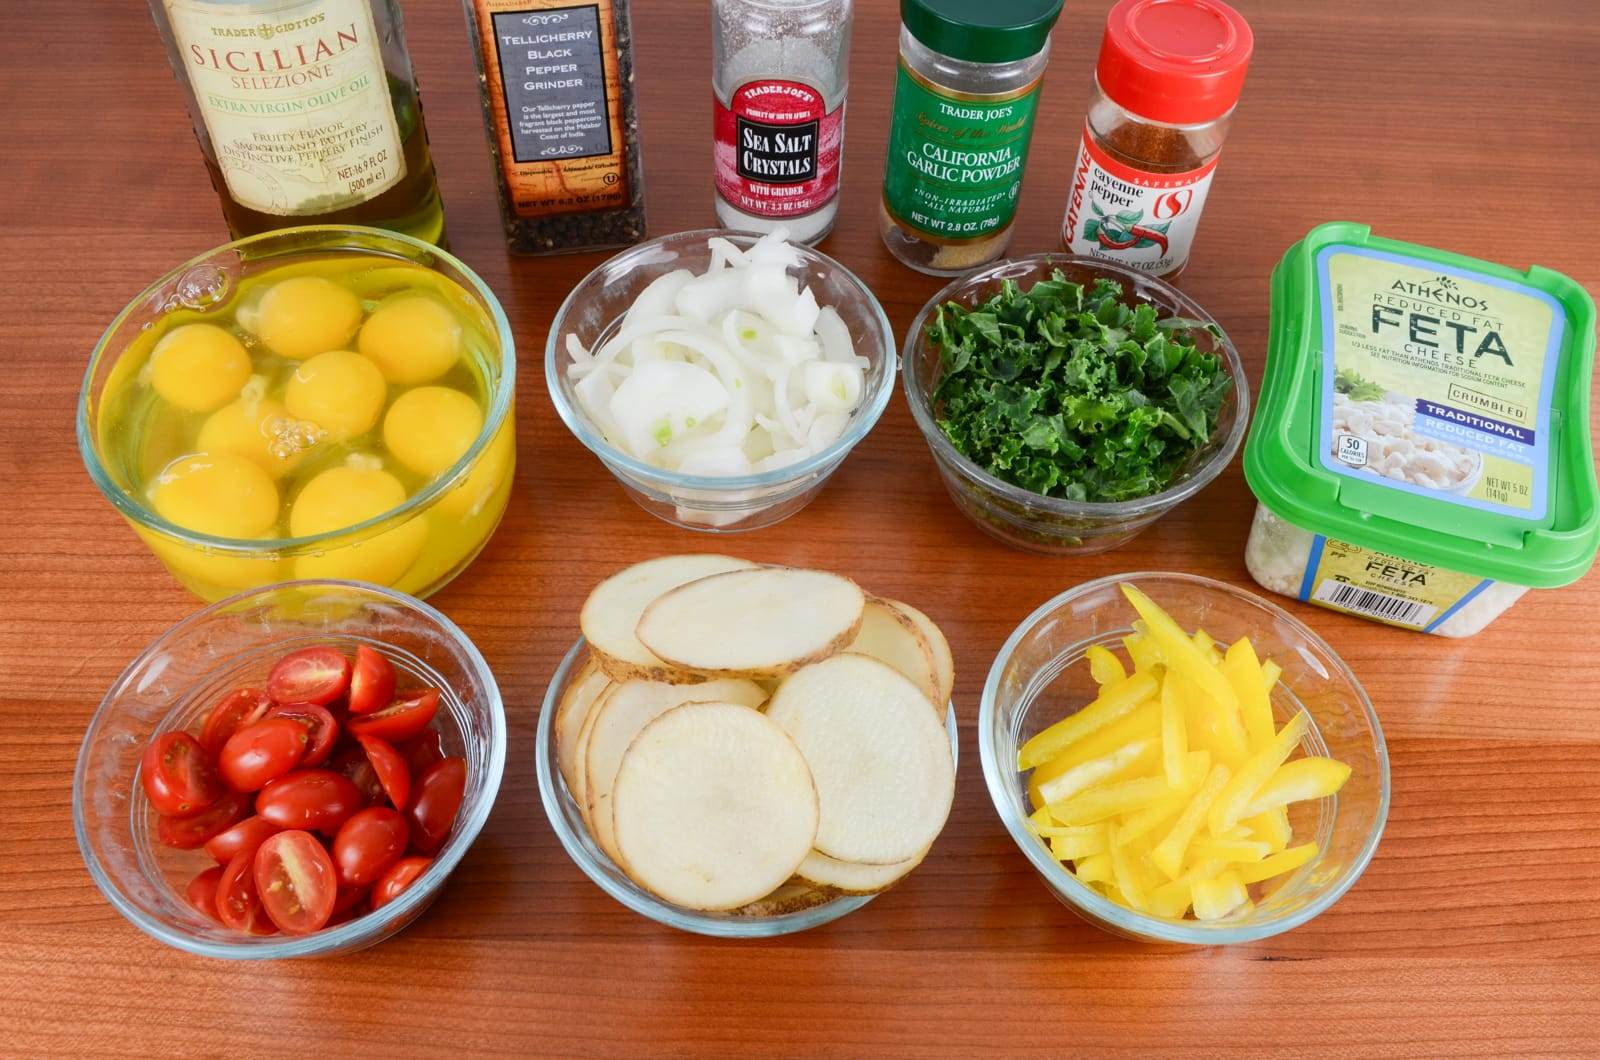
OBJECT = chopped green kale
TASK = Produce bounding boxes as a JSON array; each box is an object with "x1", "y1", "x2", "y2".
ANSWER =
[{"x1": 927, "y1": 272, "x2": 1232, "y2": 503}]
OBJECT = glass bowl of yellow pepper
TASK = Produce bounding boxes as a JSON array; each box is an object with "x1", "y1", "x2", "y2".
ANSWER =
[{"x1": 979, "y1": 572, "x2": 1389, "y2": 944}]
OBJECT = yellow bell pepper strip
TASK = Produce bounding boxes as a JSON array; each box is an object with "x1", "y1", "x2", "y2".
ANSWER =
[
  {"x1": 1035, "y1": 737, "x2": 1160, "y2": 806},
  {"x1": 1050, "y1": 825, "x2": 1111, "y2": 861},
  {"x1": 1115, "y1": 790, "x2": 1190, "y2": 848},
  {"x1": 1028, "y1": 805, "x2": 1054, "y2": 830},
  {"x1": 1073, "y1": 852, "x2": 1113, "y2": 883},
  {"x1": 1151, "y1": 762, "x2": 1232, "y2": 878},
  {"x1": 1191, "y1": 869, "x2": 1249, "y2": 921},
  {"x1": 1208, "y1": 711, "x2": 1311, "y2": 838},
  {"x1": 1017, "y1": 670, "x2": 1158, "y2": 769},
  {"x1": 1047, "y1": 752, "x2": 1202, "y2": 825},
  {"x1": 1261, "y1": 659, "x2": 1282, "y2": 692},
  {"x1": 1147, "y1": 858, "x2": 1226, "y2": 918},
  {"x1": 1169, "y1": 667, "x2": 1250, "y2": 771},
  {"x1": 1122, "y1": 623, "x2": 1161, "y2": 672},
  {"x1": 1237, "y1": 842, "x2": 1318, "y2": 884},
  {"x1": 1221, "y1": 636, "x2": 1277, "y2": 751},
  {"x1": 1085, "y1": 644, "x2": 1126, "y2": 686},
  {"x1": 1189, "y1": 836, "x2": 1271, "y2": 864},
  {"x1": 1245, "y1": 807, "x2": 1293, "y2": 853},
  {"x1": 1192, "y1": 628, "x2": 1221, "y2": 664},
  {"x1": 1109, "y1": 827, "x2": 1149, "y2": 911},
  {"x1": 1159, "y1": 671, "x2": 1189, "y2": 787},
  {"x1": 1121, "y1": 583, "x2": 1240, "y2": 722},
  {"x1": 1241, "y1": 757, "x2": 1353, "y2": 818},
  {"x1": 1027, "y1": 701, "x2": 1161, "y2": 808}
]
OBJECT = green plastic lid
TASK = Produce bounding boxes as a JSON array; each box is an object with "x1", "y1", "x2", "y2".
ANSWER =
[
  {"x1": 1245, "y1": 222, "x2": 1599, "y2": 589},
  {"x1": 900, "y1": 0, "x2": 1064, "y2": 64}
]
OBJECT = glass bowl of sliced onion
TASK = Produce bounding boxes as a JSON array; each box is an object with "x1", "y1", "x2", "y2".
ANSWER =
[{"x1": 545, "y1": 229, "x2": 896, "y2": 531}]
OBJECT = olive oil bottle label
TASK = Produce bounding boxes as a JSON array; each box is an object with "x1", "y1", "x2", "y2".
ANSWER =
[
  {"x1": 1061, "y1": 123, "x2": 1219, "y2": 276},
  {"x1": 469, "y1": 0, "x2": 631, "y2": 218},
  {"x1": 881, "y1": 62, "x2": 1041, "y2": 243},
  {"x1": 166, "y1": 0, "x2": 405, "y2": 216},
  {"x1": 1316, "y1": 245, "x2": 1563, "y2": 520}
]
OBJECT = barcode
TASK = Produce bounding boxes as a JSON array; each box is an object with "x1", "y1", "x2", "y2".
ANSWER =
[{"x1": 1312, "y1": 580, "x2": 1437, "y2": 627}]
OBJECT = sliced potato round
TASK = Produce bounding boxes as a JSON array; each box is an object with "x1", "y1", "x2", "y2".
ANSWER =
[
  {"x1": 571, "y1": 683, "x2": 613, "y2": 826},
  {"x1": 585, "y1": 677, "x2": 766, "y2": 863},
  {"x1": 732, "y1": 878, "x2": 833, "y2": 918},
  {"x1": 554, "y1": 658, "x2": 612, "y2": 794},
  {"x1": 849, "y1": 597, "x2": 941, "y2": 708},
  {"x1": 611, "y1": 701, "x2": 818, "y2": 911},
  {"x1": 797, "y1": 846, "x2": 930, "y2": 895},
  {"x1": 889, "y1": 599, "x2": 954, "y2": 708},
  {"x1": 635, "y1": 566, "x2": 865, "y2": 679},
  {"x1": 580, "y1": 554, "x2": 758, "y2": 682},
  {"x1": 765, "y1": 653, "x2": 955, "y2": 865}
]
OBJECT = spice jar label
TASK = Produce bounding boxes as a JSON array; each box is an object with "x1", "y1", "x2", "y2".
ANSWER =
[
  {"x1": 1062, "y1": 124, "x2": 1216, "y2": 275},
  {"x1": 472, "y1": 0, "x2": 632, "y2": 219},
  {"x1": 1315, "y1": 245, "x2": 1563, "y2": 520},
  {"x1": 165, "y1": 0, "x2": 405, "y2": 217},
  {"x1": 881, "y1": 64, "x2": 1041, "y2": 243},
  {"x1": 714, "y1": 80, "x2": 842, "y2": 220},
  {"x1": 1294, "y1": 534, "x2": 1494, "y2": 632}
]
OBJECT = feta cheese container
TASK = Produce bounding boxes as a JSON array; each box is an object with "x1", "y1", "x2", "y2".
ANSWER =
[{"x1": 1243, "y1": 222, "x2": 1599, "y2": 636}]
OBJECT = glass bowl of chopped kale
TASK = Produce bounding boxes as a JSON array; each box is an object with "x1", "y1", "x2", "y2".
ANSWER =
[{"x1": 903, "y1": 256, "x2": 1248, "y2": 554}]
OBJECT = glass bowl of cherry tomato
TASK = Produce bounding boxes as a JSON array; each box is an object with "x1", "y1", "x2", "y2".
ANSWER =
[{"x1": 73, "y1": 579, "x2": 506, "y2": 958}]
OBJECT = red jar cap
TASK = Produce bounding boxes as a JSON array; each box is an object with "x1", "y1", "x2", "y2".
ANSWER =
[{"x1": 1095, "y1": 0, "x2": 1253, "y2": 125}]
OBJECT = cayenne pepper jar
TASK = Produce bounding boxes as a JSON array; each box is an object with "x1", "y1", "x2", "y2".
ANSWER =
[
  {"x1": 880, "y1": 0, "x2": 1063, "y2": 275},
  {"x1": 1060, "y1": 0, "x2": 1253, "y2": 278},
  {"x1": 712, "y1": 0, "x2": 852, "y2": 244}
]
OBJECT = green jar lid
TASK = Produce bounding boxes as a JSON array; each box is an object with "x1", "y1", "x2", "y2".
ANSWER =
[
  {"x1": 1244, "y1": 221, "x2": 1600, "y2": 589},
  {"x1": 901, "y1": 0, "x2": 1064, "y2": 64}
]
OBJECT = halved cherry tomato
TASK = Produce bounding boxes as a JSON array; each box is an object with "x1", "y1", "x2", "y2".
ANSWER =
[
  {"x1": 407, "y1": 757, "x2": 467, "y2": 855},
  {"x1": 204, "y1": 814, "x2": 283, "y2": 864},
  {"x1": 266, "y1": 647, "x2": 351, "y2": 707},
  {"x1": 348, "y1": 687, "x2": 439, "y2": 743},
  {"x1": 256, "y1": 769, "x2": 363, "y2": 834},
  {"x1": 140, "y1": 732, "x2": 224, "y2": 818},
  {"x1": 185, "y1": 866, "x2": 225, "y2": 923},
  {"x1": 199, "y1": 687, "x2": 273, "y2": 757},
  {"x1": 157, "y1": 790, "x2": 251, "y2": 850},
  {"x1": 216, "y1": 847, "x2": 276, "y2": 935},
  {"x1": 332, "y1": 747, "x2": 387, "y2": 806},
  {"x1": 402, "y1": 729, "x2": 445, "y2": 775},
  {"x1": 219, "y1": 717, "x2": 308, "y2": 792},
  {"x1": 371, "y1": 855, "x2": 432, "y2": 910},
  {"x1": 348, "y1": 645, "x2": 397, "y2": 716},
  {"x1": 263, "y1": 702, "x2": 338, "y2": 767},
  {"x1": 332, "y1": 806, "x2": 409, "y2": 888},
  {"x1": 356, "y1": 735, "x2": 410, "y2": 809},
  {"x1": 254, "y1": 829, "x2": 337, "y2": 935}
]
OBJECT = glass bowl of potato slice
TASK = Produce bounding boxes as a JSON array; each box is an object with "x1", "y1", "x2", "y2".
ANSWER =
[
  {"x1": 535, "y1": 555, "x2": 960, "y2": 937},
  {"x1": 980, "y1": 572, "x2": 1389, "y2": 944}
]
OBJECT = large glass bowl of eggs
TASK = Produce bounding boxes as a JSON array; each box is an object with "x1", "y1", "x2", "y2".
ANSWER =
[{"x1": 78, "y1": 226, "x2": 516, "y2": 602}]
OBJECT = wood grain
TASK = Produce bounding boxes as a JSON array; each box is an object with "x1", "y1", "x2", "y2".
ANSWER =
[{"x1": 2, "y1": 0, "x2": 1598, "y2": 1056}]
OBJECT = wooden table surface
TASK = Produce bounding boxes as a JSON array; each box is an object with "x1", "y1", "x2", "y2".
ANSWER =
[{"x1": 4, "y1": 1, "x2": 1598, "y2": 1055}]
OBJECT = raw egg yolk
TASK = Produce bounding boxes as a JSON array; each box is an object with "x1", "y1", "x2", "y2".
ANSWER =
[
  {"x1": 150, "y1": 451, "x2": 280, "y2": 539},
  {"x1": 290, "y1": 464, "x2": 426, "y2": 585},
  {"x1": 437, "y1": 417, "x2": 514, "y2": 520},
  {"x1": 358, "y1": 294, "x2": 463, "y2": 384},
  {"x1": 254, "y1": 276, "x2": 363, "y2": 360},
  {"x1": 197, "y1": 397, "x2": 307, "y2": 479},
  {"x1": 149, "y1": 324, "x2": 252, "y2": 412},
  {"x1": 284, "y1": 350, "x2": 387, "y2": 442},
  {"x1": 383, "y1": 386, "x2": 483, "y2": 479}
]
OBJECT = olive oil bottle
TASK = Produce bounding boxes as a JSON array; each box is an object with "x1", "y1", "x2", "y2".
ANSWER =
[{"x1": 148, "y1": 0, "x2": 447, "y2": 245}]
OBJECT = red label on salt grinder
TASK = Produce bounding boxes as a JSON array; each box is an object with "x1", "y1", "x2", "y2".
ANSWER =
[{"x1": 713, "y1": 79, "x2": 843, "y2": 219}]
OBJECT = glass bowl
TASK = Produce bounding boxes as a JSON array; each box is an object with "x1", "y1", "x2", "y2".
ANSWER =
[
  {"x1": 74, "y1": 580, "x2": 507, "y2": 959},
  {"x1": 544, "y1": 229, "x2": 896, "y2": 532},
  {"x1": 979, "y1": 572, "x2": 1388, "y2": 944},
  {"x1": 78, "y1": 225, "x2": 517, "y2": 603},
  {"x1": 903, "y1": 255, "x2": 1249, "y2": 555},
  {"x1": 536, "y1": 637, "x2": 958, "y2": 937}
]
